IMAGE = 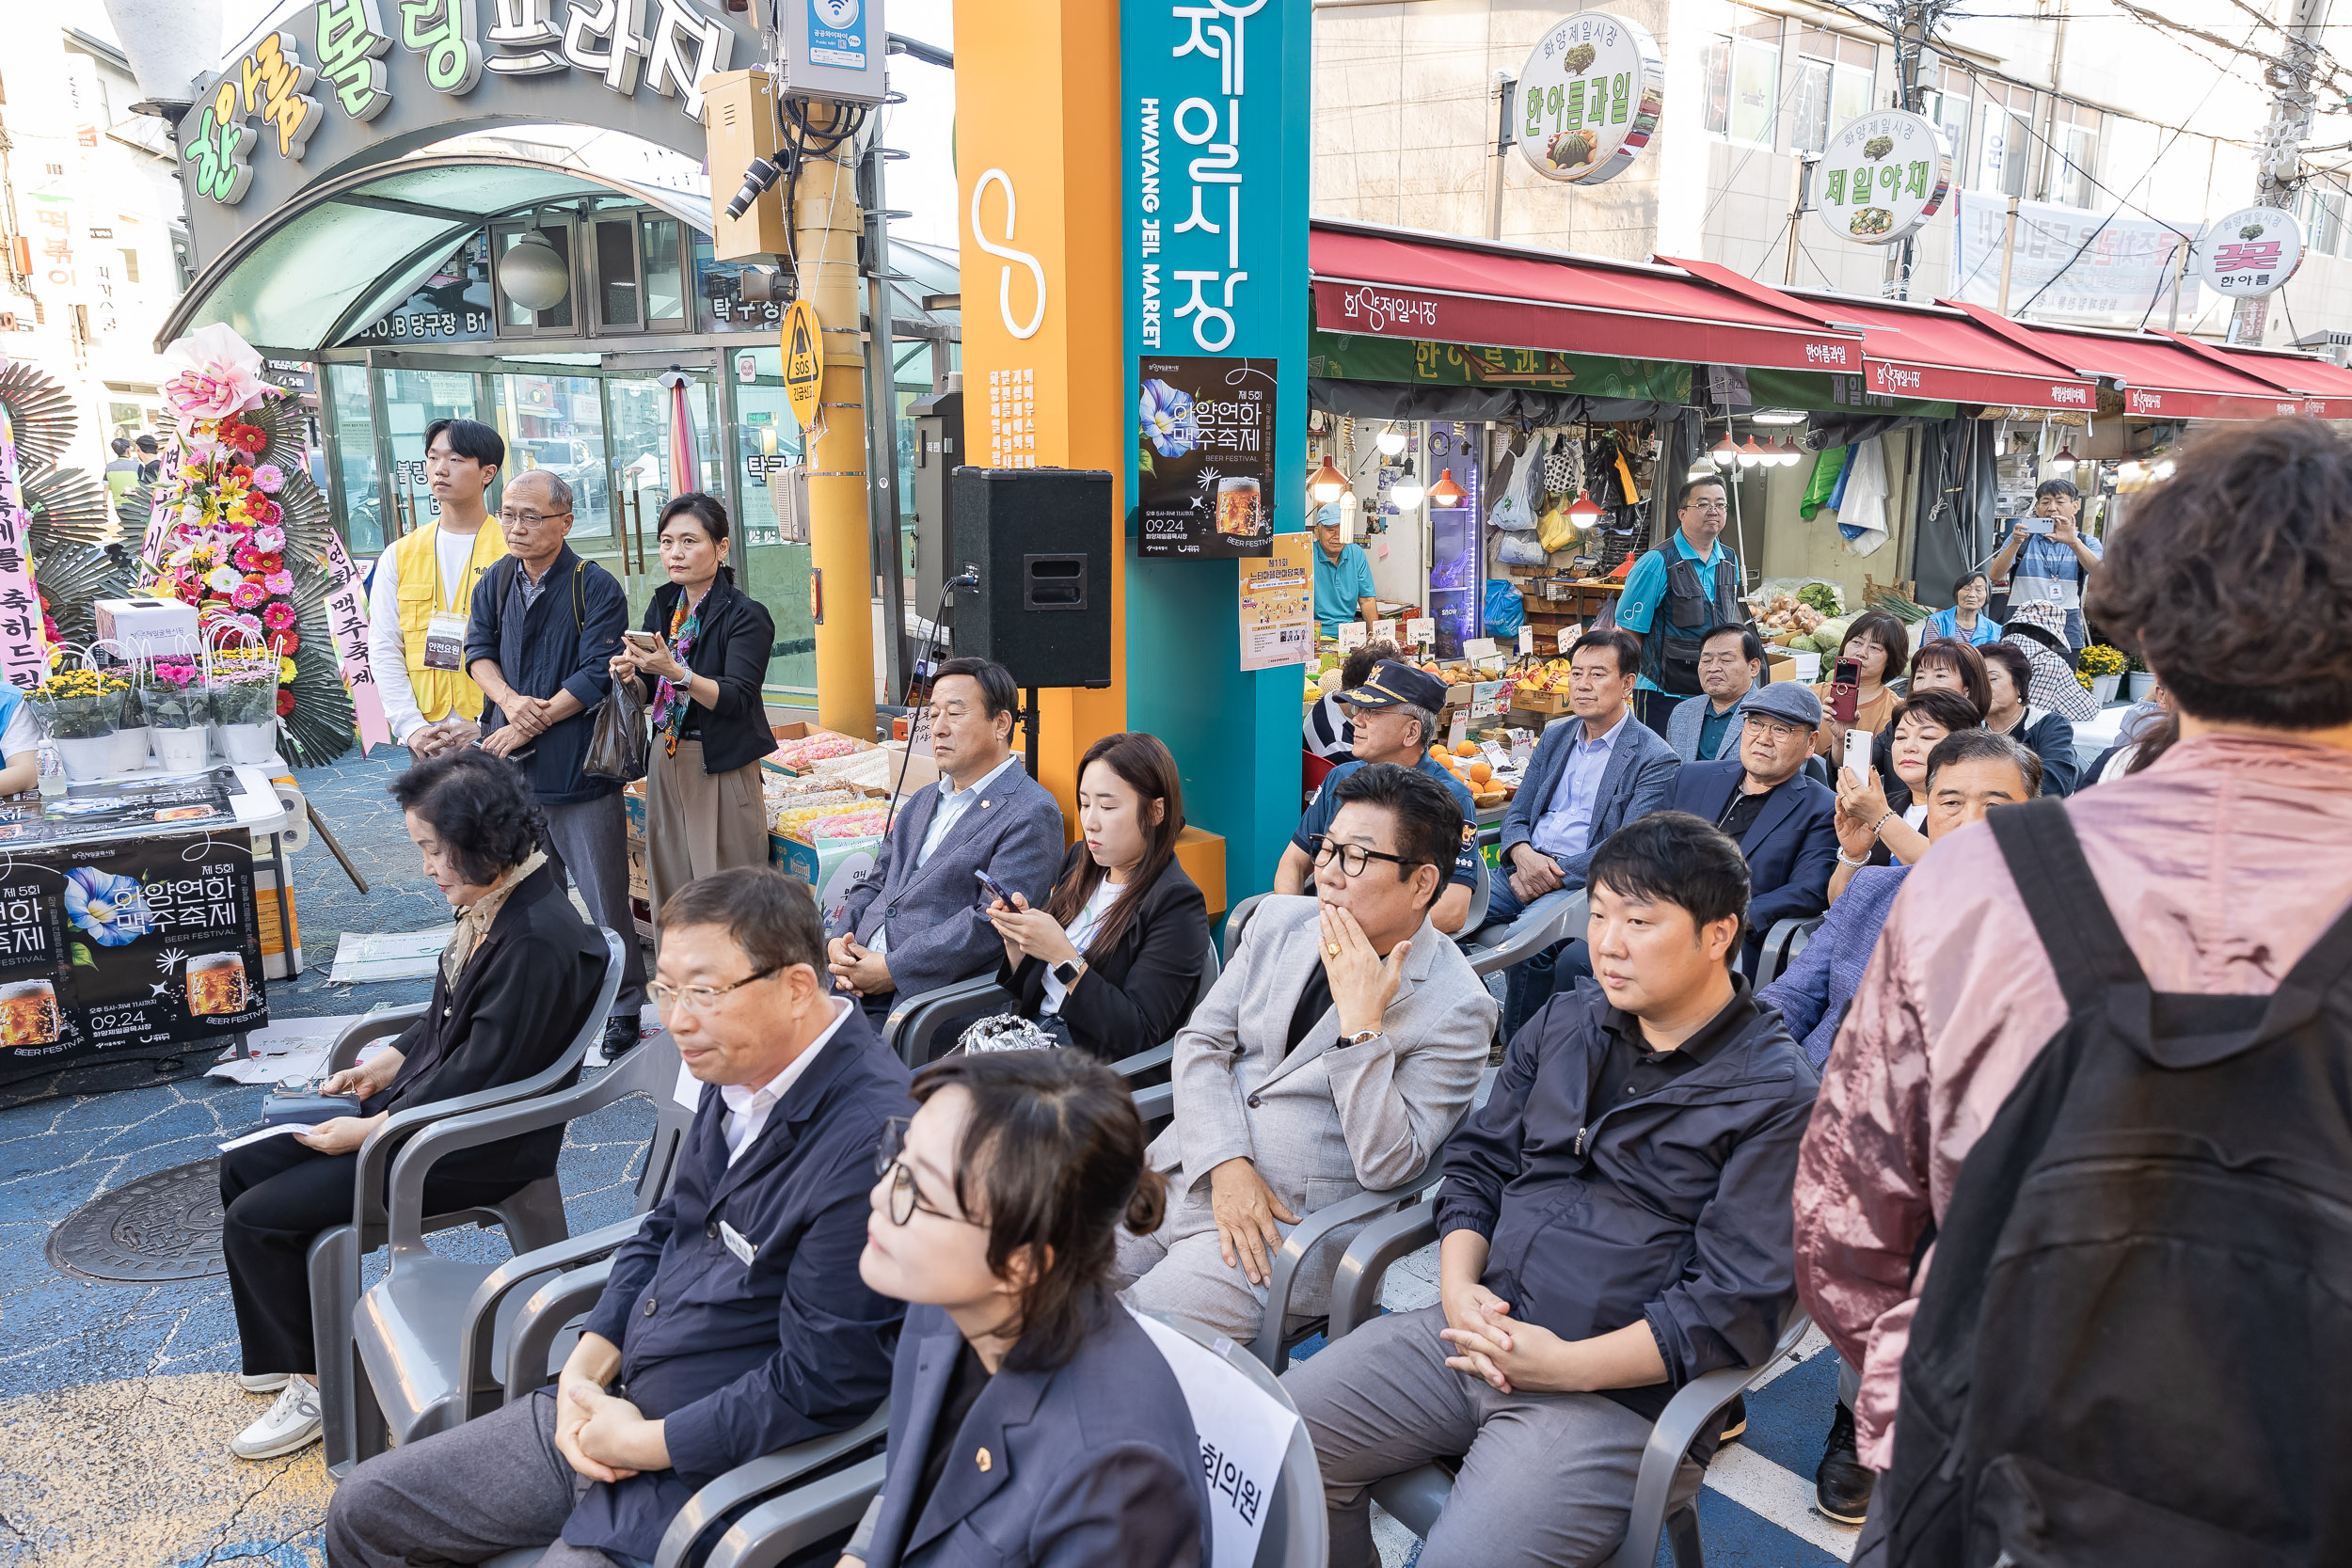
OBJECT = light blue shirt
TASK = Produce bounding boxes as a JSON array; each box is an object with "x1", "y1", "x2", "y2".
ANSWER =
[
  {"x1": 1313, "y1": 540, "x2": 1378, "y2": 633},
  {"x1": 1925, "y1": 605, "x2": 2003, "y2": 647},
  {"x1": 1615, "y1": 531, "x2": 1740, "y2": 692},
  {"x1": 1531, "y1": 709, "x2": 1629, "y2": 863},
  {"x1": 918, "y1": 752, "x2": 1023, "y2": 869}
]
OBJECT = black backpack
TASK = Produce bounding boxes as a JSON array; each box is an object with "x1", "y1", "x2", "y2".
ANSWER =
[{"x1": 1875, "y1": 798, "x2": 2352, "y2": 1567}]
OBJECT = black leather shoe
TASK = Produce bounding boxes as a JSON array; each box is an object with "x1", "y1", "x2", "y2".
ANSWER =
[
  {"x1": 1718, "y1": 1394, "x2": 1746, "y2": 1443},
  {"x1": 598, "y1": 1014, "x2": 641, "y2": 1062},
  {"x1": 1816, "y1": 1402, "x2": 1875, "y2": 1526}
]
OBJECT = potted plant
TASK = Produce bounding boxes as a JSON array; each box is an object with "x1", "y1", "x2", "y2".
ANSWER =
[
  {"x1": 208, "y1": 648, "x2": 280, "y2": 765},
  {"x1": 2077, "y1": 643, "x2": 2127, "y2": 707},
  {"x1": 29, "y1": 668, "x2": 119, "y2": 781},
  {"x1": 111, "y1": 670, "x2": 152, "y2": 773},
  {"x1": 148, "y1": 662, "x2": 210, "y2": 771},
  {"x1": 2124, "y1": 651, "x2": 2158, "y2": 703}
]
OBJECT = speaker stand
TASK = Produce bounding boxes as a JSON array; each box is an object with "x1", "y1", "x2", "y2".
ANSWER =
[{"x1": 1022, "y1": 687, "x2": 1042, "y2": 782}]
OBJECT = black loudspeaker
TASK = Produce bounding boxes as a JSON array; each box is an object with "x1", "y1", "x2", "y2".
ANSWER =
[{"x1": 948, "y1": 467, "x2": 1114, "y2": 689}]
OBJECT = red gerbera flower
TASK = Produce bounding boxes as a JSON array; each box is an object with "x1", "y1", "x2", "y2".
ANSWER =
[{"x1": 276, "y1": 689, "x2": 295, "y2": 717}]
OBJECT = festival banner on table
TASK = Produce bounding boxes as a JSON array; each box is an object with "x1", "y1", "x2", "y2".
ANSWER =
[
  {"x1": 322, "y1": 531, "x2": 391, "y2": 753},
  {"x1": 0, "y1": 428, "x2": 47, "y2": 692},
  {"x1": 1136, "y1": 356, "x2": 1278, "y2": 559},
  {"x1": 0, "y1": 813, "x2": 266, "y2": 1070}
]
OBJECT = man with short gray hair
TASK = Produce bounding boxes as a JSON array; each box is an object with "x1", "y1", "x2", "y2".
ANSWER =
[{"x1": 466, "y1": 467, "x2": 644, "y2": 1055}]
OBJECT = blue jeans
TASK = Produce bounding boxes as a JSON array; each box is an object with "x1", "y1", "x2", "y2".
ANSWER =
[{"x1": 1481, "y1": 870, "x2": 1585, "y2": 1042}]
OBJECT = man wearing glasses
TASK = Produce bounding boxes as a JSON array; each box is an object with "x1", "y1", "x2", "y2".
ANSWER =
[
  {"x1": 1114, "y1": 763, "x2": 1494, "y2": 1342},
  {"x1": 466, "y1": 467, "x2": 644, "y2": 1058},
  {"x1": 1615, "y1": 474, "x2": 1752, "y2": 736},
  {"x1": 327, "y1": 867, "x2": 914, "y2": 1568}
]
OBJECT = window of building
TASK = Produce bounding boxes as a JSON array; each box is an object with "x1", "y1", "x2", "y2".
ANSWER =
[
  {"x1": 1975, "y1": 80, "x2": 2036, "y2": 199},
  {"x1": 2048, "y1": 100, "x2": 2101, "y2": 208},
  {"x1": 1926, "y1": 66, "x2": 1974, "y2": 174},
  {"x1": 491, "y1": 217, "x2": 577, "y2": 335},
  {"x1": 641, "y1": 215, "x2": 686, "y2": 325},
  {"x1": 1791, "y1": 28, "x2": 1878, "y2": 154},
  {"x1": 1703, "y1": 15, "x2": 1782, "y2": 145},
  {"x1": 119, "y1": 248, "x2": 138, "y2": 285},
  {"x1": 2300, "y1": 183, "x2": 2343, "y2": 256}
]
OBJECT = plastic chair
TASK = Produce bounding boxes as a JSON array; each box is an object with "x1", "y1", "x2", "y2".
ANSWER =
[
  {"x1": 310, "y1": 928, "x2": 625, "y2": 1476},
  {"x1": 1223, "y1": 892, "x2": 1268, "y2": 966},
  {"x1": 1752, "y1": 916, "x2": 1823, "y2": 989},
  {"x1": 346, "y1": 1022, "x2": 689, "y2": 1463},
  {"x1": 1461, "y1": 884, "x2": 1587, "y2": 981},
  {"x1": 888, "y1": 932, "x2": 1223, "y2": 1072},
  {"x1": 1324, "y1": 1200, "x2": 1813, "y2": 1568}
]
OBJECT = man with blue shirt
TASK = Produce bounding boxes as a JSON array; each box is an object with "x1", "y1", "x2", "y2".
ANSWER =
[
  {"x1": 1312, "y1": 506, "x2": 1379, "y2": 637},
  {"x1": 1989, "y1": 478, "x2": 2102, "y2": 651},
  {"x1": 1615, "y1": 475, "x2": 1749, "y2": 735},
  {"x1": 1276, "y1": 659, "x2": 1481, "y2": 934}
]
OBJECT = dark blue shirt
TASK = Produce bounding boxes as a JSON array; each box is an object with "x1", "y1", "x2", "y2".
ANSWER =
[{"x1": 1293, "y1": 755, "x2": 1481, "y2": 889}]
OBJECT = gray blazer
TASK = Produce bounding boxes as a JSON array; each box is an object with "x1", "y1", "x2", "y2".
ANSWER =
[
  {"x1": 1498, "y1": 712, "x2": 1682, "y2": 888},
  {"x1": 1667, "y1": 690, "x2": 1744, "y2": 763},
  {"x1": 831, "y1": 763, "x2": 1066, "y2": 1002},
  {"x1": 1151, "y1": 895, "x2": 1493, "y2": 1239}
]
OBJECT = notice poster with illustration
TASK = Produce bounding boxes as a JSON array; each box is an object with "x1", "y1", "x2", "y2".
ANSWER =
[
  {"x1": 1136, "y1": 356, "x2": 1277, "y2": 558},
  {"x1": 0, "y1": 831, "x2": 265, "y2": 1069},
  {"x1": 1239, "y1": 534, "x2": 1313, "y2": 672}
]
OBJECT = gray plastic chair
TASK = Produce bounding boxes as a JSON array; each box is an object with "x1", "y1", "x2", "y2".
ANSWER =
[
  {"x1": 1222, "y1": 892, "x2": 1267, "y2": 966},
  {"x1": 890, "y1": 935, "x2": 1222, "y2": 1074},
  {"x1": 346, "y1": 1022, "x2": 688, "y2": 1463},
  {"x1": 1325, "y1": 1199, "x2": 1813, "y2": 1568},
  {"x1": 310, "y1": 928, "x2": 625, "y2": 1475},
  {"x1": 1752, "y1": 915, "x2": 1823, "y2": 989},
  {"x1": 1462, "y1": 884, "x2": 1587, "y2": 981}
]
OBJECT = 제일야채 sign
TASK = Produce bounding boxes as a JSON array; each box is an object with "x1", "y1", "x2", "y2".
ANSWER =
[{"x1": 1812, "y1": 110, "x2": 1951, "y2": 245}]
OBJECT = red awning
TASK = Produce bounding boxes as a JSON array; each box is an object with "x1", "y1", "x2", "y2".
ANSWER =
[
  {"x1": 2176, "y1": 335, "x2": 2352, "y2": 419},
  {"x1": 1663, "y1": 259, "x2": 2099, "y2": 412},
  {"x1": 1946, "y1": 305, "x2": 2299, "y2": 420},
  {"x1": 1309, "y1": 223, "x2": 1866, "y2": 375}
]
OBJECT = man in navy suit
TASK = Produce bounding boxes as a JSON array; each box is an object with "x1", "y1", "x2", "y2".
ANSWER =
[
  {"x1": 326, "y1": 868, "x2": 915, "y2": 1568},
  {"x1": 1661, "y1": 683, "x2": 1839, "y2": 974}
]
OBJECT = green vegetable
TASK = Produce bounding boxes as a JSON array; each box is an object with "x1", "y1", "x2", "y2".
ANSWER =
[
  {"x1": 1866, "y1": 589, "x2": 1931, "y2": 625},
  {"x1": 1817, "y1": 617, "x2": 1851, "y2": 647},
  {"x1": 1795, "y1": 582, "x2": 1842, "y2": 616},
  {"x1": 1788, "y1": 633, "x2": 1820, "y2": 654}
]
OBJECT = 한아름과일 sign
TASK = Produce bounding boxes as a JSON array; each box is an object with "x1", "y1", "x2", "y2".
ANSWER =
[
  {"x1": 1513, "y1": 12, "x2": 1664, "y2": 186},
  {"x1": 1812, "y1": 110, "x2": 1951, "y2": 246}
]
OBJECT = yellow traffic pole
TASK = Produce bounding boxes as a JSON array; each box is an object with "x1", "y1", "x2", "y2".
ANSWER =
[{"x1": 792, "y1": 101, "x2": 877, "y2": 740}]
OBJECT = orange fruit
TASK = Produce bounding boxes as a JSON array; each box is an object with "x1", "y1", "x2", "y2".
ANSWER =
[
  {"x1": 1454, "y1": 739, "x2": 1478, "y2": 756},
  {"x1": 1470, "y1": 760, "x2": 1493, "y2": 784},
  {"x1": 1428, "y1": 746, "x2": 1447, "y2": 763}
]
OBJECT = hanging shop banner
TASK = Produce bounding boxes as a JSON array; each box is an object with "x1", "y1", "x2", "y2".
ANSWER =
[
  {"x1": 2191, "y1": 205, "x2": 2307, "y2": 298},
  {"x1": 1238, "y1": 533, "x2": 1311, "y2": 672},
  {"x1": 1813, "y1": 111, "x2": 1950, "y2": 245},
  {"x1": 1308, "y1": 330, "x2": 1690, "y2": 404},
  {"x1": 1136, "y1": 356, "x2": 1278, "y2": 558},
  {"x1": 321, "y1": 532, "x2": 392, "y2": 754},
  {"x1": 0, "y1": 800, "x2": 267, "y2": 1075},
  {"x1": 0, "y1": 427, "x2": 46, "y2": 691},
  {"x1": 1739, "y1": 368, "x2": 1956, "y2": 421},
  {"x1": 1950, "y1": 193, "x2": 2200, "y2": 325},
  {"x1": 1513, "y1": 12, "x2": 1664, "y2": 185}
]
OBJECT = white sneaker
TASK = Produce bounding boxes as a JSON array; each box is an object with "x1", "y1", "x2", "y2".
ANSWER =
[
  {"x1": 231, "y1": 1375, "x2": 321, "y2": 1460},
  {"x1": 238, "y1": 1372, "x2": 290, "y2": 1394}
]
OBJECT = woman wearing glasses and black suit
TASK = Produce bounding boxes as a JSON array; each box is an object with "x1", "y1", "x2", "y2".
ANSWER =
[
  {"x1": 844, "y1": 1051, "x2": 1210, "y2": 1568},
  {"x1": 980, "y1": 733, "x2": 1211, "y2": 1060}
]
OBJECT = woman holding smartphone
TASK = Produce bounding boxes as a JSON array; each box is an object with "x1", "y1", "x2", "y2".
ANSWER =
[
  {"x1": 979, "y1": 733, "x2": 1211, "y2": 1060},
  {"x1": 1810, "y1": 609, "x2": 1912, "y2": 764},
  {"x1": 608, "y1": 493, "x2": 776, "y2": 935}
]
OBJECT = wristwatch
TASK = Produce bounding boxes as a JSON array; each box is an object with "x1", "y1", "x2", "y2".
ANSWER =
[
  {"x1": 1341, "y1": 1026, "x2": 1385, "y2": 1047},
  {"x1": 1053, "y1": 958, "x2": 1088, "y2": 989}
]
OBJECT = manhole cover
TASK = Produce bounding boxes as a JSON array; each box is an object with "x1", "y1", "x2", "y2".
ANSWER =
[{"x1": 47, "y1": 1158, "x2": 226, "y2": 1283}]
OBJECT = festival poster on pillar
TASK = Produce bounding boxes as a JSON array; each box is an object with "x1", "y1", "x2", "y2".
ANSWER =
[
  {"x1": 0, "y1": 832, "x2": 266, "y2": 1069},
  {"x1": 1136, "y1": 356, "x2": 1278, "y2": 558}
]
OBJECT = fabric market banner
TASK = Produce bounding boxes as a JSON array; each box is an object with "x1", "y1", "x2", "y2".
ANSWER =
[
  {"x1": 322, "y1": 531, "x2": 392, "y2": 753},
  {"x1": 1950, "y1": 191, "x2": 2201, "y2": 326},
  {"x1": 1308, "y1": 329, "x2": 1689, "y2": 404}
]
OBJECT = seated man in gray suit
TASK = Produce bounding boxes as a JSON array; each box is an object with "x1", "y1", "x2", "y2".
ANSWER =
[
  {"x1": 827, "y1": 657, "x2": 1065, "y2": 1027},
  {"x1": 1116, "y1": 763, "x2": 1496, "y2": 1341},
  {"x1": 1484, "y1": 627, "x2": 1681, "y2": 1037},
  {"x1": 1666, "y1": 626, "x2": 1765, "y2": 763}
]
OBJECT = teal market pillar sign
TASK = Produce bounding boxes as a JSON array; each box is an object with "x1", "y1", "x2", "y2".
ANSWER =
[{"x1": 1122, "y1": 0, "x2": 1310, "y2": 906}]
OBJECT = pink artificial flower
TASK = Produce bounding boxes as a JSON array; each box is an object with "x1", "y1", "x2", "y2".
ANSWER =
[
  {"x1": 233, "y1": 545, "x2": 264, "y2": 572},
  {"x1": 262, "y1": 601, "x2": 296, "y2": 631},
  {"x1": 248, "y1": 501, "x2": 282, "y2": 531},
  {"x1": 250, "y1": 465, "x2": 284, "y2": 493},
  {"x1": 262, "y1": 571, "x2": 294, "y2": 595},
  {"x1": 158, "y1": 325, "x2": 270, "y2": 421},
  {"x1": 250, "y1": 525, "x2": 285, "y2": 554},
  {"x1": 230, "y1": 580, "x2": 266, "y2": 610}
]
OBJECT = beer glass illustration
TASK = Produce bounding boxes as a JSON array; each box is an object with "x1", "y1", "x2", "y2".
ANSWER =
[
  {"x1": 186, "y1": 953, "x2": 248, "y2": 1017},
  {"x1": 1216, "y1": 476, "x2": 1263, "y2": 537},
  {"x1": 0, "y1": 980, "x2": 59, "y2": 1046}
]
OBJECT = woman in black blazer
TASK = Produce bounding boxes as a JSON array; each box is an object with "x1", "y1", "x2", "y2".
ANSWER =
[
  {"x1": 219, "y1": 751, "x2": 607, "y2": 1463},
  {"x1": 608, "y1": 492, "x2": 778, "y2": 932},
  {"x1": 982, "y1": 733, "x2": 1211, "y2": 1060}
]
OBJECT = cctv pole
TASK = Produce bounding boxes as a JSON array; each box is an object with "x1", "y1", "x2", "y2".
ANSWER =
[
  {"x1": 2231, "y1": 0, "x2": 2331, "y2": 343},
  {"x1": 795, "y1": 101, "x2": 879, "y2": 738}
]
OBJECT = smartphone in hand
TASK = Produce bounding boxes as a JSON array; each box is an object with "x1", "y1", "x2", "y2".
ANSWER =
[
  {"x1": 622, "y1": 629, "x2": 663, "y2": 653},
  {"x1": 974, "y1": 868, "x2": 1019, "y2": 909},
  {"x1": 1831, "y1": 657, "x2": 1861, "y2": 724}
]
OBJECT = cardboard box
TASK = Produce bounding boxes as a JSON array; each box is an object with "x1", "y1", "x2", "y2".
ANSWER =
[
  {"x1": 1514, "y1": 689, "x2": 1570, "y2": 716},
  {"x1": 627, "y1": 839, "x2": 649, "y2": 904},
  {"x1": 1767, "y1": 655, "x2": 1796, "y2": 687},
  {"x1": 771, "y1": 832, "x2": 884, "y2": 927},
  {"x1": 622, "y1": 779, "x2": 647, "y2": 841}
]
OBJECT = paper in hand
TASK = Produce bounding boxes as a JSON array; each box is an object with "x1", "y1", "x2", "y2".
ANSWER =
[{"x1": 219, "y1": 1123, "x2": 318, "y2": 1153}]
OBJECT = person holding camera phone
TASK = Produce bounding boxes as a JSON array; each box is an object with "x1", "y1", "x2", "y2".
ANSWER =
[
  {"x1": 1988, "y1": 477, "x2": 2103, "y2": 652},
  {"x1": 608, "y1": 494, "x2": 776, "y2": 944},
  {"x1": 1810, "y1": 610, "x2": 1912, "y2": 768}
]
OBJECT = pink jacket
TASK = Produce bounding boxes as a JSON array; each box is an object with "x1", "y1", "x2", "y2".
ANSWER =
[{"x1": 1792, "y1": 734, "x2": 2352, "y2": 1469}]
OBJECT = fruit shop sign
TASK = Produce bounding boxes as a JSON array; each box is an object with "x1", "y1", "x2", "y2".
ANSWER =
[
  {"x1": 1813, "y1": 110, "x2": 1951, "y2": 246},
  {"x1": 1512, "y1": 12, "x2": 1664, "y2": 186}
]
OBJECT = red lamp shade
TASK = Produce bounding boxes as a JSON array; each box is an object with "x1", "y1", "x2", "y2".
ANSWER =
[
  {"x1": 1566, "y1": 490, "x2": 1605, "y2": 529},
  {"x1": 1428, "y1": 467, "x2": 1467, "y2": 507},
  {"x1": 1309, "y1": 455, "x2": 1348, "y2": 502}
]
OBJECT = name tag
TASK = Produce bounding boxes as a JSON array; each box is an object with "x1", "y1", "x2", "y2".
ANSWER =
[
  {"x1": 718, "y1": 1220, "x2": 757, "y2": 1267},
  {"x1": 422, "y1": 610, "x2": 468, "y2": 671}
]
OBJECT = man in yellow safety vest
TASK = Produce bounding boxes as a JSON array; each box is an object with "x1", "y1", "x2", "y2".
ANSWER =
[{"x1": 366, "y1": 419, "x2": 509, "y2": 756}]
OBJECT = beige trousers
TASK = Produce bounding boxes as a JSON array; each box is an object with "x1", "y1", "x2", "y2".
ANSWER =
[{"x1": 643, "y1": 738, "x2": 769, "y2": 939}]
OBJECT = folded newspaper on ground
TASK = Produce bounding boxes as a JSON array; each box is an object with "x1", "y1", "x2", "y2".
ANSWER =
[
  {"x1": 1130, "y1": 1308, "x2": 1300, "y2": 1567},
  {"x1": 328, "y1": 926, "x2": 455, "y2": 985}
]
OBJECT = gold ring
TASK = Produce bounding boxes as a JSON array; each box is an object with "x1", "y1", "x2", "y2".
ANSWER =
[{"x1": 1327, "y1": 943, "x2": 1342, "y2": 957}]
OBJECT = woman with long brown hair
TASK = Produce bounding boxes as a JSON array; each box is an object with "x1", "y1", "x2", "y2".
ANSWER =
[{"x1": 976, "y1": 732, "x2": 1212, "y2": 1059}]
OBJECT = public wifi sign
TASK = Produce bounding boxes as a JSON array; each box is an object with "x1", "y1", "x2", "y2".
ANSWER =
[
  {"x1": 1512, "y1": 12, "x2": 1665, "y2": 186},
  {"x1": 1814, "y1": 110, "x2": 1952, "y2": 245}
]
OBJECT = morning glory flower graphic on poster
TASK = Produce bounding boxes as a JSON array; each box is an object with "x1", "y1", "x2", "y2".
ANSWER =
[
  {"x1": 1137, "y1": 379, "x2": 1199, "y2": 462},
  {"x1": 64, "y1": 867, "x2": 151, "y2": 947}
]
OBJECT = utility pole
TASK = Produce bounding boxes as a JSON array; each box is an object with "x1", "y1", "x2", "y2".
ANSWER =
[
  {"x1": 1883, "y1": 0, "x2": 1934, "y2": 298},
  {"x1": 2233, "y1": 0, "x2": 2333, "y2": 343},
  {"x1": 1487, "y1": 72, "x2": 1516, "y2": 241}
]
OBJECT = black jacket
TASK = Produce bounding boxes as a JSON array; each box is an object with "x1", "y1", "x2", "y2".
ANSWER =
[
  {"x1": 1437, "y1": 978, "x2": 1817, "y2": 1425},
  {"x1": 996, "y1": 847, "x2": 1212, "y2": 1060},
  {"x1": 366, "y1": 863, "x2": 606, "y2": 1188},
  {"x1": 465, "y1": 546, "x2": 628, "y2": 805},
  {"x1": 643, "y1": 570, "x2": 777, "y2": 775}
]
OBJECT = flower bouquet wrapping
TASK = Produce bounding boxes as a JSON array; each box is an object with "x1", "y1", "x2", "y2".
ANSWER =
[
  {"x1": 30, "y1": 667, "x2": 118, "y2": 781},
  {"x1": 148, "y1": 661, "x2": 210, "y2": 770},
  {"x1": 208, "y1": 648, "x2": 281, "y2": 763},
  {"x1": 110, "y1": 672, "x2": 151, "y2": 772}
]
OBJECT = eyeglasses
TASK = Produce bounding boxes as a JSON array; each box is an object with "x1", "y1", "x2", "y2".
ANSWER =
[
  {"x1": 647, "y1": 963, "x2": 779, "y2": 1016},
  {"x1": 1742, "y1": 716, "x2": 1806, "y2": 740},
  {"x1": 1310, "y1": 834, "x2": 1422, "y2": 879},
  {"x1": 498, "y1": 507, "x2": 573, "y2": 528},
  {"x1": 1682, "y1": 499, "x2": 1729, "y2": 514},
  {"x1": 875, "y1": 1117, "x2": 982, "y2": 1227}
]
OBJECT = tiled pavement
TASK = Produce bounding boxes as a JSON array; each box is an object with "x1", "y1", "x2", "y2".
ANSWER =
[{"x1": 0, "y1": 747, "x2": 1862, "y2": 1566}]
